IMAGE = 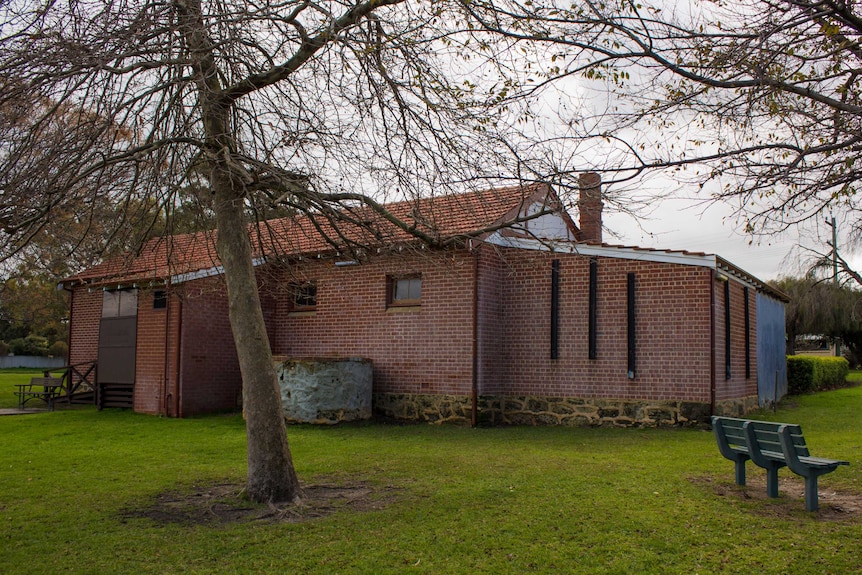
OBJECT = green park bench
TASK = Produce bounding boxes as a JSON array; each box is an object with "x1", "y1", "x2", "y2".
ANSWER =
[{"x1": 711, "y1": 415, "x2": 849, "y2": 511}]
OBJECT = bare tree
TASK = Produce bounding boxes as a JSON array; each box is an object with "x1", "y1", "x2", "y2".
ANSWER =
[{"x1": 0, "y1": 0, "x2": 603, "y2": 503}]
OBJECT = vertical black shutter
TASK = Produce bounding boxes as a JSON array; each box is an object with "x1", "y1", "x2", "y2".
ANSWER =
[
  {"x1": 744, "y1": 286, "x2": 751, "y2": 379},
  {"x1": 725, "y1": 280, "x2": 732, "y2": 380},
  {"x1": 589, "y1": 258, "x2": 598, "y2": 360},
  {"x1": 627, "y1": 273, "x2": 636, "y2": 379},
  {"x1": 550, "y1": 259, "x2": 560, "y2": 360}
]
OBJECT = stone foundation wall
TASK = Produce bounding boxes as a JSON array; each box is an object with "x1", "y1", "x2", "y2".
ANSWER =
[
  {"x1": 373, "y1": 393, "x2": 731, "y2": 427},
  {"x1": 712, "y1": 395, "x2": 759, "y2": 418},
  {"x1": 482, "y1": 396, "x2": 714, "y2": 427},
  {"x1": 373, "y1": 393, "x2": 473, "y2": 425}
]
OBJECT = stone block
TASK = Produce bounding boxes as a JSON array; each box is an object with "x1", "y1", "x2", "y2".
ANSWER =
[
  {"x1": 646, "y1": 407, "x2": 675, "y2": 424},
  {"x1": 278, "y1": 358, "x2": 372, "y2": 424},
  {"x1": 679, "y1": 402, "x2": 711, "y2": 424}
]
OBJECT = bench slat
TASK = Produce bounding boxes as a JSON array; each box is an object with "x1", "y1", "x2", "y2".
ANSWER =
[{"x1": 799, "y1": 455, "x2": 850, "y2": 467}]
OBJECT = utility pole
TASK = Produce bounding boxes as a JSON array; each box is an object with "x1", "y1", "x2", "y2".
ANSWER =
[
  {"x1": 828, "y1": 214, "x2": 838, "y2": 284},
  {"x1": 826, "y1": 214, "x2": 841, "y2": 357}
]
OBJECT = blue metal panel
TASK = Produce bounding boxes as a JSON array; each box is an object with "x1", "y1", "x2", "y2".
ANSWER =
[{"x1": 757, "y1": 292, "x2": 787, "y2": 406}]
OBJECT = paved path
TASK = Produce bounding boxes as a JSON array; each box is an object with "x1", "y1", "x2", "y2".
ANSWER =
[{"x1": 0, "y1": 408, "x2": 48, "y2": 416}]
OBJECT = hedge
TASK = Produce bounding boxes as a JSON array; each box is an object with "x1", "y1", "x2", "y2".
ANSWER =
[{"x1": 786, "y1": 355, "x2": 849, "y2": 395}]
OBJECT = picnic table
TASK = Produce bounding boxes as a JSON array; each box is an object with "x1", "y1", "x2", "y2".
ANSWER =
[{"x1": 15, "y1": 377, "x2": 64, "y2": 411}]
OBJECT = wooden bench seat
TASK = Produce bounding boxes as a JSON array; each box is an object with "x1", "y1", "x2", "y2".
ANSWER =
[{"x1": 712, "y1": 415, "x2": 849, "y2": 511}]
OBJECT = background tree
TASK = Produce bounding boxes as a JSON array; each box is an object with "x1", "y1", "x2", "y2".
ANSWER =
[
  {"x1": 463, "y1": 0, "x2": 862, "y2": 274},
  {"x1": 773, "y1": 275, "x2": 862, "y2": 362},
  {"x1": 774, "y1": 276, "x2": 838, "y2": 355},
  {"x1": 827, "y1": 284, "x2": 862, "y2": 367},
  {"x1": 0, "y1": 272, "x2": 69, "y2": 351}
]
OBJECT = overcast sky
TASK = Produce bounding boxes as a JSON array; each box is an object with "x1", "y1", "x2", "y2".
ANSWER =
[{"x1": 604, "y1": 196, "x2": 857, "y2": 283}]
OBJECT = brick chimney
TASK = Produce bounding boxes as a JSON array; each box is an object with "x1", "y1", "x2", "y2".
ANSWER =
[{"x1": 578, "y1": 172, "x2": 603, "y2": 243}]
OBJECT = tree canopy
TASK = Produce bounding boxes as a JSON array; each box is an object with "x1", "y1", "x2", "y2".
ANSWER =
[{"x1": 3, "y1": 0, "x2": 860, "y2": 267}]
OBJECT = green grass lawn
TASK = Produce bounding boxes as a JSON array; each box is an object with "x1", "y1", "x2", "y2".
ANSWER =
[{"x1": 1, "y1": 379, "x2": 860, "y2": 574}]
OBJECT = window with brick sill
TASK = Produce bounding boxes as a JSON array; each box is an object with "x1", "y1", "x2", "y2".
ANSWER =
[
  {"x1": 388, "y1": 275, "x2": 421, "y2": 307},
  {"x1": 290, "y1": 282, "x2": 317, "y2": 312}
]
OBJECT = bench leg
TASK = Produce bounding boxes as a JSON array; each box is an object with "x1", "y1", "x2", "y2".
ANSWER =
[
  {"x1": 766, "y1": 467, "x2": 780, "y2": 498},
  {"x1": 804, "y1": 475, "x2": 819, "y2": 512},
  {"x1": 734, "y1": 459, "x2": 746, "y2": 486}
]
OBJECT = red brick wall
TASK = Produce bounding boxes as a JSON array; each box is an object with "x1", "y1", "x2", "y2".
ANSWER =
[
  {"x1": 134, "y1": 289, "x2": 166, "y2": 414},
  {"x1": 131, "y1": 289, "x2": 183, "y2": 415},
  {"x1": 271, "y1": 252, "x2": 476, "y2": 397},
  {"x1": 476, "y1": 245, "x2": 504, "y2": 395},
  {"x1": 68, "y1": 287, "x2": 101, "y2": 368},
  {"x1": 490, "y1": 248, "x2": 715, "y2": 403},
  {"x1": 176, "y1": 277, "x2": 243, "y2": 416},
  {"x1": 269, "y1": 246, "x2": 730, "y2": 406}
]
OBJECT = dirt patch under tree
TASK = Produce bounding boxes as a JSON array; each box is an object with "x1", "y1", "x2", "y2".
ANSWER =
[{"x1": 122, "y1": 479, "x2": 402, "y2": 526}]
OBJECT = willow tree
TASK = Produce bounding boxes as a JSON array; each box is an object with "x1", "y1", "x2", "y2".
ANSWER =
[{"x1": 0, "y1": 0, "x2": 613, "y2": 503}]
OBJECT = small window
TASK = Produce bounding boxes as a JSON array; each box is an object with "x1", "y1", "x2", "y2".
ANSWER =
[
  {"x1": 153, "y1": 290, "x2": 167, "y2": 310},
  {"x1": 102, "y1": 289, "x2": 138, "y2": 318},
  {"x1": 291, "y1": 282, "x2": 317, "y2": 311},
  {"x1": 388, "y1": 275, "x2": 421, "y2": 307}
]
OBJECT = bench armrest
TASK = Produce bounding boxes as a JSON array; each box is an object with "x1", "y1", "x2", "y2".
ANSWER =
[{"x1": 712, "y1": 417, "x2": 747, "y2": 461}]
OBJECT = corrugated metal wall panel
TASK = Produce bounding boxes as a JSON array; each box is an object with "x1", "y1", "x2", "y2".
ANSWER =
[{"x1": 756, "y1": 292, "x2": 787, "y2": 406}]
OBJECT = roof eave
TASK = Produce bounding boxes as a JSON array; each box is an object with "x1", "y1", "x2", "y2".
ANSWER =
[{"x1": 716, "y1": 256, "x2": 790, "y2": 302}]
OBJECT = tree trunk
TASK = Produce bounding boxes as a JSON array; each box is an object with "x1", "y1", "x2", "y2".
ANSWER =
[
  {"x1": 786, "y1": 327, "x2": 797, "y2": 356},
  {"x1": 174, "y1": 0, "x2": 301, "y2": 504},
  {"x1": 213, "y1": 182, "x2": 302, "y2": 503}
]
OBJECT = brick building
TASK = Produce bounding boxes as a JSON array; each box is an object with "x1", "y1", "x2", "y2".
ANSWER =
[{"x1": 62, "y1": 176, "x2": 788, "y2": 425}]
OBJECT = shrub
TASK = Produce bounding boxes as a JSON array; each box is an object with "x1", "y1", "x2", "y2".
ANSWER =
[
  {"x1": 0, "y1": 340, "x2": 8, "y2": 355},
  {"x1": 816, "y1": 356, "x2": 850, "y2": 389},
  {"x1": 787, "y1": 355, "x2": 849, "y2": 394},
  {"x1": 49, "y1": 340, "x2": 68, "y2": 358},
  {"x1": 7, "y1": 335, "x2": 50, "y2": 356},
  {"x1": 787, "y1": 356, "x2": 816, "y2": 394}
]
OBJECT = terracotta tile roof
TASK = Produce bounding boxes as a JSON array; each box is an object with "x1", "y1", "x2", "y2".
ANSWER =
[{"x1": 64, "y1": 183, "x2": 564, "y2": 285}]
